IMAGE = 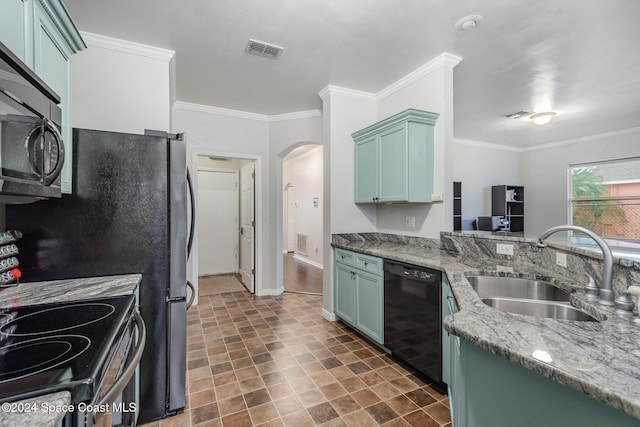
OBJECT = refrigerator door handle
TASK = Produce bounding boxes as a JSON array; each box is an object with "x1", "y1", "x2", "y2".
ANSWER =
[{"x1": 187, "y1": 168, "x2": 195, "y2": 259}]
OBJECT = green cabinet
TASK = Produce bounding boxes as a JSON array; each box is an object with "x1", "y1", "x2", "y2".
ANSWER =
[
  {"x1": 334, "y1": 248, "x2": 384, "y2": 345},
  {"x1": 442, "y1": 275, "x2": 465, "y2": 427},
  {"x1": 458, "y1": 339, "x2": 638, "y2": 427},
  {"x1": 0, "y1": 0, "x2": 84, "y2": 194},
  {"x1": 444, "y1": 275, "x2": 638, "y2": 426},
  {"x1": 352, "y1": 109, "x2": 439, "y2": 204},
  {"x1": 0, "y1": 0, "x2": 28, "y2": 62}
]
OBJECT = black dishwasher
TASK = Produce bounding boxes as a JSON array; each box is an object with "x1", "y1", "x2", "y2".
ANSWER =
[{"x1": 384, "y1": 259, "x2": 443, "y2": 388}]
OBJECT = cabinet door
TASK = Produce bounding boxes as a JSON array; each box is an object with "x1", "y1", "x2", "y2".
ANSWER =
[
  {"x1": 442, "y1": 277, "x2": 452, "y2": 386},
  {"x1": 334, "y1": 263, "x2": 356, "y2": 325},
  {"x1": 0, "y1": 0, "x2": 28, "y2": 62},
  {"x1": 378, "y1": 123, "x2": 408, "y2": 202},
  {"x1": 355, "y1": 269, "x2": 383, "y2": 344},
  {"x1": 32, "y1": 1, "x2": 72, "y2": 193},
  {"x1": 354, "y1": 136, "x2": 378, "y2": 203}
]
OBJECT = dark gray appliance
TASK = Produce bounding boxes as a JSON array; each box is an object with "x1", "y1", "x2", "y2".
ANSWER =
[
  {"x1": 0, "y1": 295, "x2": 145, "y2": 427},
  {"x1": 0, "y1": 41, "x2": 64, "y2": 202},
  {"x1": 384, "y1": 259, "x2": 444, "y2": 390},
  {"x1": 6, "y1": 128, "x2": 192, "y2": 423}
]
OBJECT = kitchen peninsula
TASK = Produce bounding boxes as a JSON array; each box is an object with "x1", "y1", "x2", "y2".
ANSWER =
[{"x1": 332, "y1": 231, "x2": 640, "y2": 426}]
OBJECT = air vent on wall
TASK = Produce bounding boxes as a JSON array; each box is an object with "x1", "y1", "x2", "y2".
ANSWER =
[{"x1": 245, "y1": 39, "x2": 285, "y2": 60}]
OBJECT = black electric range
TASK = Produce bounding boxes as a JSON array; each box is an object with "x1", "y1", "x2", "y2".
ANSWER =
[{"x1": 0, "y1": 294, "x2": 136, "y2": 405}]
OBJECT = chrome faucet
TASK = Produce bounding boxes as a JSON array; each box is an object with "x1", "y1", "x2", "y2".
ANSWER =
[{"x1": 537, "y1": 225, "x2": 614, "y2": 306}]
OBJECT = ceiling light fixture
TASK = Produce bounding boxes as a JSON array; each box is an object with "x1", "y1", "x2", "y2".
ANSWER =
[
  {"x1": 529, "y1": 111, "x2": 557, "y2": 125},
  {"x1": 455, "y1": 15, "x2": 483, "y2": 32}
]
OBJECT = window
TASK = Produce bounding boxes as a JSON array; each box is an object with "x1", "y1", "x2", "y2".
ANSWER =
[{"x1": 569, "y1": 157, "x2": 640, "y2": 259}]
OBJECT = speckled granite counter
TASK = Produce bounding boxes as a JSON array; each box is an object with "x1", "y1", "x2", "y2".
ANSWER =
[
  {"x1": 0, "y1": 273, "x2": 141, "y2": 309},
  {"x1": 332, "y1": 232, "x2": 640, "y2": 420},
  {"x1": 0, "y1": 392, "x2": 70, "y2": 427},
  {"x1": 0, "y1": 274, "x2": 141, "y2": 426}
]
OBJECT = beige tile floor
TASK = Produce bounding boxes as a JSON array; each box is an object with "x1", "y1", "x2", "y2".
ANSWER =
[{"x1": 141, "y1": 291, "x2": 451, "y2": 427}]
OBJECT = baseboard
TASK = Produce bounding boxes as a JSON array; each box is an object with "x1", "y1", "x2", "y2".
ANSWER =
[
  {"x1": 293, "y1": 254, "x2": 324, "y2": 270},
  {"x1": 322, "y1": 308, "x2": 337, "y2": 322},
  {"x1": 259, "y1": 286, "x2": 285, "y2": 297}
]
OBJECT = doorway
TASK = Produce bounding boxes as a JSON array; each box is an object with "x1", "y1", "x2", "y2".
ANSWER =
[
  {"x1": 281, "y1": 144, "x2": 323, "y2": 295},
  {"x1": 192, "y1": 154, "x2": 258, "y2": 300}
]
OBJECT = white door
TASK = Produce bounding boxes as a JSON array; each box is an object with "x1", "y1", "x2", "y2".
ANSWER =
[
  {"x1": 239, "y1": 162, "x2": 255, "y2": 293},
  {"x1": 197, "y1": 169, "x2": 238, "y2": 275}
]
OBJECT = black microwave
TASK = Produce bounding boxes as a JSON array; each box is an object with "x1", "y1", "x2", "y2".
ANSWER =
[{"x1": 0, "y1": 41, "x2": 64, "y2": 203}]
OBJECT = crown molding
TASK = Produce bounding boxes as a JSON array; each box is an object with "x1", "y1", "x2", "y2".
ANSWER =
[
  {"x1": 174, "y1": 101, "x2": 322, "y2": 123},
  {"x1": 454, "y1": 137, "x2": 523, "y2": 152},
  {"x1": 318, "y1": 85, "x2": 376, "y2": 102},
  {"x1": 521, "y1": 126, "x2": 640, "y2": 152},
  {"x1": 174, "y1": 101, "x2": 269, "y2": 121},
  {"x1": 269, "y1": 110, "x2": 322, "y2": 122},
  {"x1": 80, "y1": 32, "x2": 175, "y2": 61},
  {"x1": 378, "y1": 52, "x2": 462, "y2": 101}
]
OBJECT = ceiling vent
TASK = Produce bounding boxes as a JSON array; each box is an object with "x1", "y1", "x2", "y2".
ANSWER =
[
  {"x1": 245, "y1": 39, "x2": 284, "y2": 60},
  {"x1": 504, "y1": 110, "x2": 531, "y2": 119}
]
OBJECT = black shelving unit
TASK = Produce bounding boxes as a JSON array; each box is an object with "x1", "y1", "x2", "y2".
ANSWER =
[
  {"x1": 453, "y1": 181, "x2": 462, "y2": 231},
  {"x1": 491, "y1": 185, "x2": 524, "y2": 232}
]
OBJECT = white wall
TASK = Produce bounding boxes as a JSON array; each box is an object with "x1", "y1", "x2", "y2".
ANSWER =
[
  {"x1": 521, "y1": 128, "x2": 640, "y2": 235},
  {"x1": 71, "y1": 33, "x2": 173, "y2": 133},
  {"x1": 283, "y1": 146, "x2": 324, "y2": 267},
  {"x1": 172, "y1": 104, "x2": 270, "y2": 299},
  {"x1": 452, "y1": 139, "x2": 522, "y2": 221}
]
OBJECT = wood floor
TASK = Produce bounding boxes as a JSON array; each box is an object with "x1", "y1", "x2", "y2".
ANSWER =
[{"x1": 284, "y1": 253, "x2": 323, "y2": 295}]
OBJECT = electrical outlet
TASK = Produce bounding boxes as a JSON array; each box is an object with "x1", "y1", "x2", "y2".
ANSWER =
[
  {"x1": 556, "y1": 252, "x2": 568, "y2": 268},
  {"x1": 405, "y1": 216, "x2": 415, "y2": 228},
  {"x1": 496, "y1": 243, "x2": 514, "y2": 256}
]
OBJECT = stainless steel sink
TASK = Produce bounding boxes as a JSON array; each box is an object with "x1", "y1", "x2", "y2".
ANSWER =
[
  {"x1": 467, "y1": 275, "x2": 598, "y2": 321},
  {"x1": 467, "y1": 276, "x2": 571, "y2": 302},
  {"x1": 482, "y1": 297, "x2": 598, "y2": 322}
]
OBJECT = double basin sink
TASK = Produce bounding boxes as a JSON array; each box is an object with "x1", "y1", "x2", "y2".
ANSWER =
[{"x1": 467, "y1": 275, "x2": 598, "y2": 322}]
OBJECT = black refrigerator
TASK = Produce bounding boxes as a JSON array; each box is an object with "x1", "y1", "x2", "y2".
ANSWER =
[{"x1": 6, "y1": 128, "x2": 189, "y2": 424}]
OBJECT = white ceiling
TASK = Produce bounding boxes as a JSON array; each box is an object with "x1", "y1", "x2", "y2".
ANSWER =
[{"x1": 63, "y1": 0, "x2": 640, "y2": 148}]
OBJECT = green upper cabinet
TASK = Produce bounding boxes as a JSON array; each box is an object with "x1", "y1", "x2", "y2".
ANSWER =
[
  {"x1": 0, "y1": 0, "x2": 85, "y2": 194},
  {"x1": 0, "y1": 1, "x2": 28, "y2": 62},
  {"x1": 352, "y1": 109, "x2": 439, "y2": 204}
]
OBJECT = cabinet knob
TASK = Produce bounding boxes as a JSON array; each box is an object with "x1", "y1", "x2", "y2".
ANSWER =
[{"x1": 364, "y1": 261, "x2": 369, "y2": 267}]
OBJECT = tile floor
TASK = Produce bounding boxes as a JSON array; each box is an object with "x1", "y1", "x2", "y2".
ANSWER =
[{"x1": 141, "y1": 291, "x2": 451, "y2": 427}]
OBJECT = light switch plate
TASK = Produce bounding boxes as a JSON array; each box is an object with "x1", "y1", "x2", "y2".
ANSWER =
[{"x1": 496, "y1": 243, "x2": 514, "y2": 256}]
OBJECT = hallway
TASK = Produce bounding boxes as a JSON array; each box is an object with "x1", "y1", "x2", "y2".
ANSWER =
[
  {"x1": 142, "y1": 291, "x2": 451, "y2": 426},
  {"x1": 284, "y1": 253, "x2": 323, "y2": 295}
]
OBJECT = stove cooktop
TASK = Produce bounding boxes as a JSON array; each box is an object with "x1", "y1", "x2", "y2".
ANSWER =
[{"x1": 0, "y1": 294, "x2": 135, "y2": 403}]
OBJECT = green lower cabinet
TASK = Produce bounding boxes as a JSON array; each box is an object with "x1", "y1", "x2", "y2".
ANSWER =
[
  {"x1": 354, "y1": 269, "x2": 383, "y2": 344},
  {"x1": 454, "y1": 335, "x2": 638, "y2": 427},
  {"x1": 442, "y1": 276, "x2": 465, "y2": 427},
  {"x1": 334, "y1": 263, "x2": 356, "y2": 325},
  {"x1": 334, "y1": 249, "x2": 383, "y2": 345}
]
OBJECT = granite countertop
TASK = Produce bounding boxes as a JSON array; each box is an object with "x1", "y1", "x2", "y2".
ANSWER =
[
  {"x1": 0, "y1": 274, "x2": 141, "y2": 426},
  {"x1": 332, "y1": 233, "x2": 640, "y2": 421},
  {"x1": 0, "y1": 392, "x2": 70, "y2": 427},
  {"x1": 0, "y1": 273, "x2": 141, "y2": 309}
]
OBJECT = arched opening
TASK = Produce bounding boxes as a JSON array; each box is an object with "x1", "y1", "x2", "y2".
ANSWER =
[{"x1": 278, "y1": 142, "x2": 323, "y2": 294}]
